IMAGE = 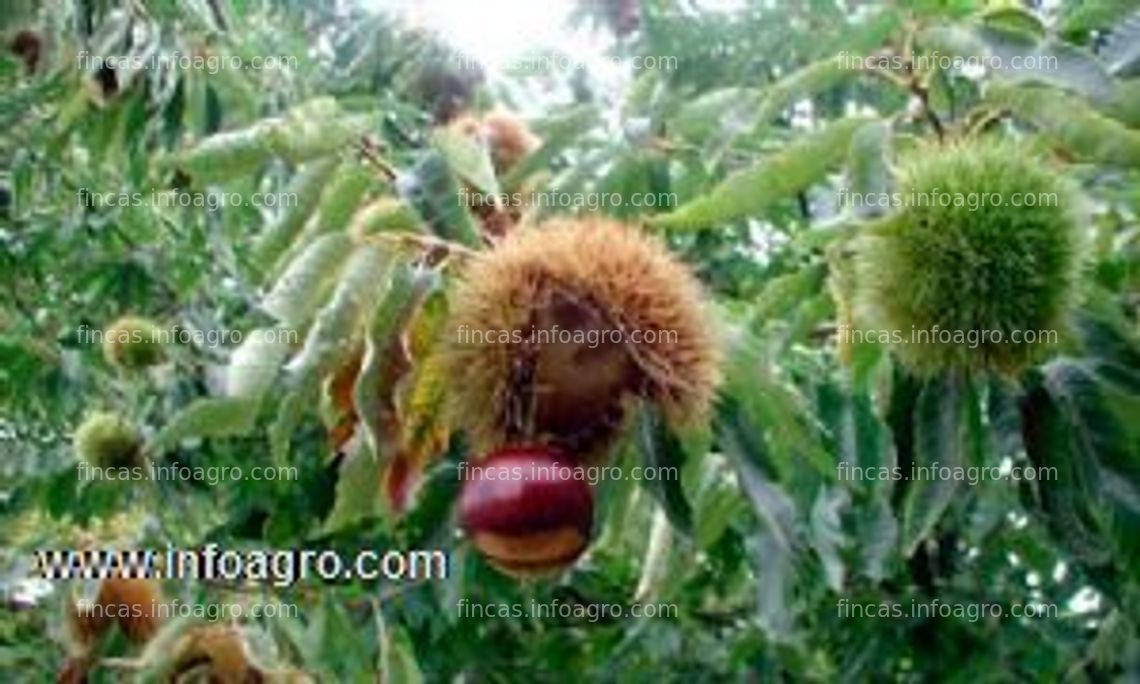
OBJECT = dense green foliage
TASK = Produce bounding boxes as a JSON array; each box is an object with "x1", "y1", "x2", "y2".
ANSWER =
[{"x1": 1, "y1": 0, "x2": 1139, "y2": 681}]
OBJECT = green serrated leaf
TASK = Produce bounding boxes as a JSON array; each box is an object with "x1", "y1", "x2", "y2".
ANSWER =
[
  {"x1": 170, "y1": 122, "x2": 277, "y2": 183},
  {"x1": 149, "y1": 397, "x2": 260, "y2": 455},
  {"x1": 979, "y1": 6, "x2": 1046, "y2": 37},
  {"x1": 750, "y1": 526, "x2": 796, "y2": 640},
  {"x1": 901, "y1": 373, "x2": 969, "y2": 556},
  {"x1": 502, "y1": 105, "x2": 599, "y2": 190},
  {"x1": 986, "y1": 84, "x2": 1140, "y2": 168},
  {"x1": 846, "y1": 120, "x2": 892, "y2": 219},
  {"x1": 1102, "y1": 11, "x2": 1140, "y2": 77},
  {"x1": 225, "y1": 328, "x2": 294, "y2": 400},
  {"x1": 753, "y1": 267, "x2": 826, "y2": 325},
  {"x1": 810, "y1": 486, "x2": 848, "y2": 592},
  {"x1": 349, "y1": 199, "x2": 423, "y2": 238},
  {"x1": 400, "y1": 152, "x2": 482, "y2": 247},
  {"x1": 670, "y1": 87, "x2": 762, "y2": 142},
  {"x1": 1020, "y1": 368, "x2": 1116, "y2": 565},
  {"x1": 1061, "y1": 0, "x2": 1138, "y2": 41},
  {"x1": 634, "y1": 405, "x2": 694, "y2": 533},
  {"x1": 1041, "y1": 359, "x2": 1140, "y2": 501},
  {"x1": 262, "y1": 233, "x2": 355, "y2": 327},
  {"x1": 1105, "y1": 80, "x2": 1140, "y2": 128},
  {"x1": 288, "y1": 243, "x2": 390, "y2": 381},
  {"x1": 324, "y1": 438, "x2": 382, "y2": 533},
  {"x1": 747, "y1": 57, "x2": 855, "y2": 136},
  {"x1": 268, "y1": 97, "x2": 372, "y2": 164},
  {"x1": 313, "y1": 163, "x2": 378, "y2": 236},
  {"x1": 378, "y1": 615, "x2": 424, "y2": 684},
  {"x1": 432, "y1": 126, "x2": 500, "y2": 196},
  {"x1": 730, "y1": 455, "x2": 798, "y2": 640},
  {"x1": 717, "y1": 333, "x2": 831, "y2": 481},
  {"x1": 652, "y1": 117, "x2": 871, "y2": 230},
  {"x1": 919, "y1": 23, "x2": 1115, "y2": 102},
  {"x1": 689, "y1": 453, "x2": 745, "y2": 550},
  {"x1": 252, "y1": 158, "x2": 340, "y2": 271},
  {"x1": 857, "y1": 496, "x2": 898, "y2": 582},
  {"x1": 822, "y1": 381, "x2": 894, "y2": 492}
]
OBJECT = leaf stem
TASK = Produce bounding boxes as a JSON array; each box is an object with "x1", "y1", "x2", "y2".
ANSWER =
[{"x1": 361, "y1": 231, "x2": 477, "y2": 259}]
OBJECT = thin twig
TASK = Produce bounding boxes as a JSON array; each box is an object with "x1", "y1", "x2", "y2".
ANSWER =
[
  {"x1": 890, "y1": 17, "x2": 947, "y2": 141},
  {"x1": 97, "y1": 657, "x2": 145, "y2": 671},
  {"x1": 362, "y1": 231, "x2": 477, "y2": 259},
  {"x1": 360, "y1": 138, "x2": 399, "y2": 183},
  {"x1": 914, "y1": 86, "x2": 946, "y2": 141}
]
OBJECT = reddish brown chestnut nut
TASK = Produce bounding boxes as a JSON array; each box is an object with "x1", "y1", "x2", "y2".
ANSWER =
[{"x1": 459, "y1": 444, "x2": 593, "y2": 577}]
